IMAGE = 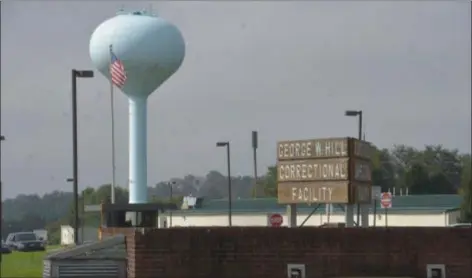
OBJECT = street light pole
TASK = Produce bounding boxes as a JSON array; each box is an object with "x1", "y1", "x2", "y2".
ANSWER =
[
  {"x1": 0, "y1": 135, "x2": 5, "y2": 268},
  {"x1": 252, "y1": 131, "x2": 258, "y2": 198},
  {"x1": 71, "y1": 70, "x2": 79, "y2": 245},
  {"x1": 358, "y1": 112, "x2": 363, "y2": 142},
  {"x1": 216, "y1": 141, "x2": 232, "y2": 226},
  {"x1": 168, "y1": 181, "x2": 176, "y2": 227},
  {"x1": 71, "y1": 69, "x2": 94, "y2": 245},
  {"x1": 345, "y1": 110, "x2": 363, "y2": 227}
]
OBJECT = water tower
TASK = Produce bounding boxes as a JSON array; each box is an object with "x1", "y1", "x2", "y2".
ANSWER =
[{"x1": 89, "y1": 11, "x2": 185, "y2": 204}]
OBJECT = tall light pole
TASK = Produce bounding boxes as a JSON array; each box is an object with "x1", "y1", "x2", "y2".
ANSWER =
[
  {"x1": 0, "y1": 135, "x2": 5, "y2": 268},
  {"x1": 345, "y1": 110, "x2": 363, "y2": 227},
  {"x1": 71, "y1": 69, "x2": 94, "y2": 245},
  {"x1": 252, "y1": 131, "x2": 258, "y2": 198},
  {"x1": 216, "y1": 141, "x2": 232, "y2": 226},
  {"x1": 345, "y1": 110, "x2": 362, "y2": 141},
  {"x1": 168, "y1": 181, "x2": 176, "y2": 227}
]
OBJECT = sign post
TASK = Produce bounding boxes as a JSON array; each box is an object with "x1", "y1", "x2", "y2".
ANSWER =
[
  {"x1": 380, "y1": 192, "x2": 392, "y2": 227},
  {"x1": 371, "y1": 186, "x2": 381, "y2": 226}
]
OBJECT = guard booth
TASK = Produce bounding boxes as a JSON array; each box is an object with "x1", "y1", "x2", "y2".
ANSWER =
[
  {"x1": 100, "y1": 202, "x2": 178, "y2": 228},
  {"x1": 86, "y1": 200, "x2": 177, "y2": 240}
]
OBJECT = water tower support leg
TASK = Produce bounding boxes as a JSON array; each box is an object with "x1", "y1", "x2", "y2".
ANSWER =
[{"x1": 129, "y1": 96, "x2": 148, "y2": 204}]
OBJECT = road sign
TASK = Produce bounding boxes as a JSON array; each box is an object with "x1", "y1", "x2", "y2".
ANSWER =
[
  {"x1": 277, "y1": 137, "x2": 374, "y2": 205},
  {"x1": 371, "y1": 186, "x2": 381, "y2": 200},
  {"x1": 268, "y1": 213, "x2": 283, "y2": 227},
  {"x1": 380, "y1": 192, "x2": 392, "y2": 209}
]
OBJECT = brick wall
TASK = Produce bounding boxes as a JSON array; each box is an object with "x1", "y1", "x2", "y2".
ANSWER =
[{"x1": 104, "y1": 227, "x2": 472, "y2": 278}]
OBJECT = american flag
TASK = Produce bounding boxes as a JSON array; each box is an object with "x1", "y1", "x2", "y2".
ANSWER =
[{"x1": 110, "y1": 50, "x2": 127, "y2": 87}]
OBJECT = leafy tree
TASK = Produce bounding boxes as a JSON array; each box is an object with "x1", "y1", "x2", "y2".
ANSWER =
[
  {"x1": 259, "y1": 166, "x2": 277, "y2": 197},
  {"x1": 460, "y1": 154, "x2": 471, "y2": 192},
  {"x1": 2, "y1": 191, "x2": 73, "y2": 222},
  {"x1": 404, "y1": 163, "x2": 429, "y2": 194},
  {"x1": 199, "y1": 170, "x2": 227, "y2": 198},
  {"x1": 371, "y1": 148, "x2": 397, "y2": 192}
]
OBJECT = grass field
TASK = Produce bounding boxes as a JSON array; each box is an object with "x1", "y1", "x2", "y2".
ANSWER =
[{"x1": 1, "y1": 245, "x2": 61, "y2": 277}]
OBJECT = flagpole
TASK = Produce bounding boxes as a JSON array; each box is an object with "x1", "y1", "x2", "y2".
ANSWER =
[{"x1": 109, "y1": 44, "x2": 116, "y2": 204}]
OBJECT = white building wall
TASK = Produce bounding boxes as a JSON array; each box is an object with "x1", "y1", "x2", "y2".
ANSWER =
[
  {"x1": 60, "y1": 225, "x2": 99, "y2": 245},
  {"x1": 60, "y1": 225, "x2": 74, "y2": 245},
  {"x1": 167, "y1": 212, "x2": 450, "y2": 227},
  {"x1": 445, "y1": 209, "x2": 461, "y2": 225}
]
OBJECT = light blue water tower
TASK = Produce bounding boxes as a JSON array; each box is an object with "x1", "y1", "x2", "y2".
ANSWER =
[{"x1": 89, "y1": 11, "x2": 185, "y2": 204}]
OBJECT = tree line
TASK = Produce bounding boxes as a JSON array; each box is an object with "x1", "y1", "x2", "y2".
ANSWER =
[
  {"x1": 2, "y1": 144, "x2": 471, "y2": 243},
  {"x1": 260, "y1": 144, "x2": 470, "y2": 196}
]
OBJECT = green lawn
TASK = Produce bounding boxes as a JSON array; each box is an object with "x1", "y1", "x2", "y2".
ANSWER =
[{"x1": 1, "y1": 246, "x2": 61, "y2": 277}]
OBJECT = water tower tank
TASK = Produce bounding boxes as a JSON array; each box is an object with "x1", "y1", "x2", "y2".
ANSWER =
[{"x1": 89, "y1": 12, "x2": 185, "y2": 204}]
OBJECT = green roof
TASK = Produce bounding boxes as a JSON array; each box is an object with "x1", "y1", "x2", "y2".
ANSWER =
[{"x1": 174, "y1": 194, "x2": 462, "y2": 215}]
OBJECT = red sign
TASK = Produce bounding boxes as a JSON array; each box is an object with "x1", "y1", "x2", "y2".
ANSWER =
[
  {"x1": 268, "y1": 213, "x2": 283, "y2": 227},
  {"x1": 380, "y1": 192, "x2": 392, "y2": 209}
]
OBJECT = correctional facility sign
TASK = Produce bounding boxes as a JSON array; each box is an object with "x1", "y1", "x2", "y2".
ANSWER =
[
  {"x1": 276, "y1": 137, "x2": 374, "y2": 204},
  {"x1": 277, "y1": 158, "x2": 349, "y2": 182},
  {"x1": 277, "y1": 138, "x2": 348, "y2": 160},
  {"x1": 278, "y1": 181, "x2": 350, "y2": 203}
]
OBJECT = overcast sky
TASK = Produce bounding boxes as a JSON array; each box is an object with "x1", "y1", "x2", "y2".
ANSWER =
[{"x1": 1, "y1": 1, "x2": 470, "y2": 198}]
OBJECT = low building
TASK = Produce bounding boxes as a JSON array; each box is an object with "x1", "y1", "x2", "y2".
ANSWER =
[
  {"x1": 162, "y1": 194, "x2": 462, "y2": 227},
  {"x1": 44, "y1": 235, "x2": 126, "y2": 278}
]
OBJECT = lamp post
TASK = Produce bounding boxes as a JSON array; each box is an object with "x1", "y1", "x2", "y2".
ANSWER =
[
  {"x1": 67, "y1": 177, "x2": 86, "y2": 244},
  {"x1": 252, "y1": 131, "x2": 258, "y2": 198},
  {"x1": 345, "y1": 110, "x2": 362, "y2": 140},
  {"x1": 71, "y1": 69, "x2": 94, "y2": 245},
  {"x1": 216, "y1": 141, "x2": 232, "y2": 226},
  {"x1": 345, "y1": 110, "x2": 363, "y2": 227},
  {"x1": 0, "y1": 135, "x2": 5, "y2": 267},
  {"x1": 168, "y1": 181, "x2": 176, "y2": 227}
]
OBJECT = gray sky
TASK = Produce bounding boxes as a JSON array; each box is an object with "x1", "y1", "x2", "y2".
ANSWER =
[{"x1": 1, "y1": 1, "x2": 470, "y2": 198}]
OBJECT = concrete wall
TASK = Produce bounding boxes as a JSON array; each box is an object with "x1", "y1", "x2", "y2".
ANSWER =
[
  {"x1": 165, "y1": 211, "x2": 456, "y2": 227},
  {"x1": 103, "y1": 227, "x2": 472, "y2": 278}
]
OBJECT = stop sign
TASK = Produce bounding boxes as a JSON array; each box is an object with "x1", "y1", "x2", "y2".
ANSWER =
[
  {"x1": 380, "y1": 192, "x2": 392, "y2": 209},
  {"x1": 268, "y1": 213, "x2": 283, "y2": 227}
]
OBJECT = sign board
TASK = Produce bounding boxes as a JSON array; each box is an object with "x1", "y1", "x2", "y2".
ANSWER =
[
  {"x1": 278, "y1": 137, "x2": 375, "y2": 161},
  {"x1": 267, "y1": 213, "x2": 283, "y2": 227},
  {"x1": 371, "y1": 186, "x2": 381, "y2": 200},
  {"x1": 353, "y1": 139, "x2": 375, "y2": 160},
  {"x1": 278, "y1": 181, "x2": 350, "y2": 204},
  {"x1": 276, "y1": 137, "x2": 375, "y2": 204},
  {"x1": 277, "y1": 158, "x2": 349, "y2": 182},
  {"x1": 380, "y1": 192, "x2": 392, "y2": 208},
  {"x1": 278, "y1": 138, "x2": 349, "y2": 160},
  {"x1": 351, "y1": 182, "x2": 372, "y2": 204},
  {"x1": 353, "y1": 159, "x2": 372, "y2": 182}
]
